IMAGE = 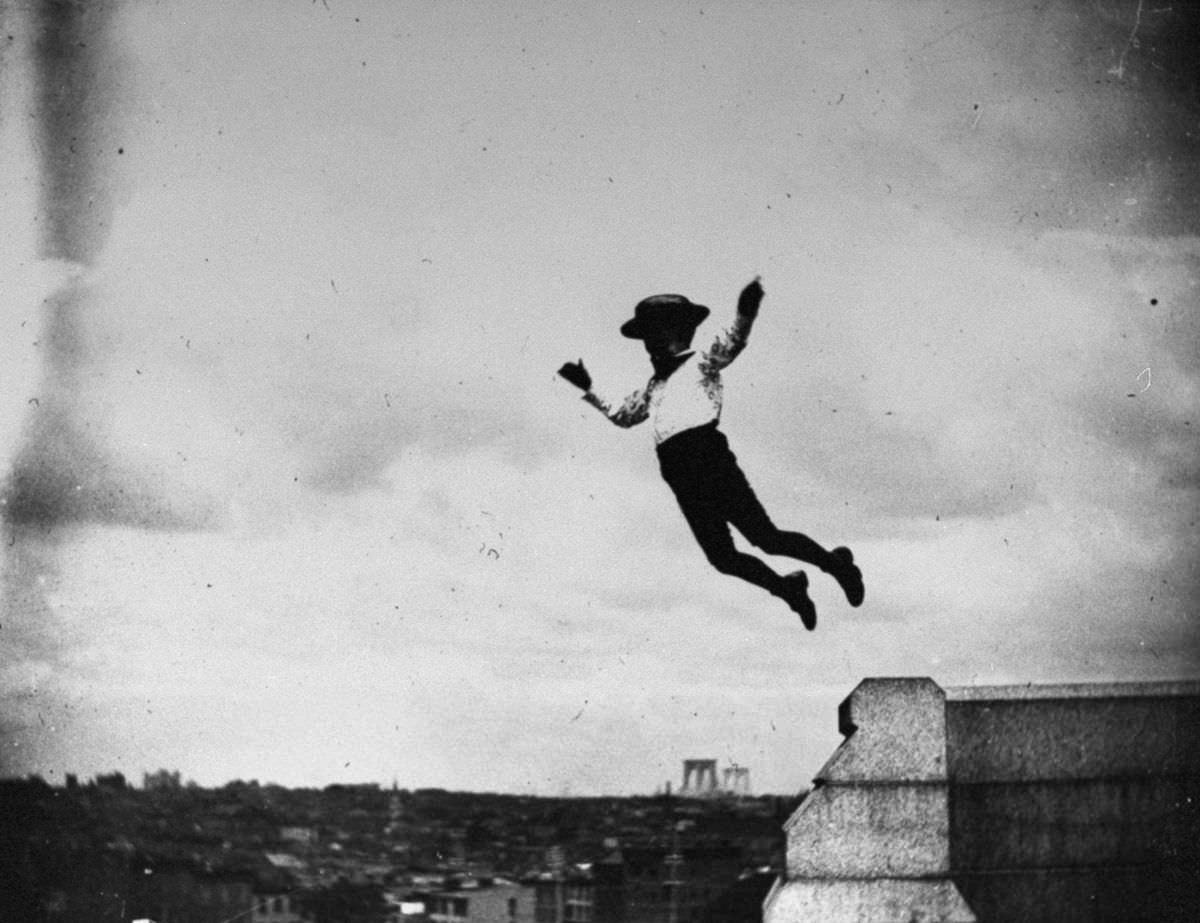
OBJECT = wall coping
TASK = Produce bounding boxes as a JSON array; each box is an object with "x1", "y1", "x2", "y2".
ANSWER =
[{"x1": 945, "y1": 680, "x2": 1200, "y2": 702}]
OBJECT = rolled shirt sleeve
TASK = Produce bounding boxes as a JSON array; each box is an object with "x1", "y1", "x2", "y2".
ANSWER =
[
  {"x1": 700, "y1": 310, "x2": 755, "y2": 374},
  {"x1": 583, "y1": 384, "x2": 652, "y2": 428}
]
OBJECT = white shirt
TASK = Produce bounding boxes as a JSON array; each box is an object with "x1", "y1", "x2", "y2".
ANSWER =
[{"x1": 583, "y1": 311, "x2": 754, "y2": 444}]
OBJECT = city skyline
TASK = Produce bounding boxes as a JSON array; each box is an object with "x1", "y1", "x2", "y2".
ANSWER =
[
  {"x1": 26, "y1": 758, "x2": 765, "y2": 797},
  {"x1": 2, "y1": 0, "x2": 1197, "y2": 795}
]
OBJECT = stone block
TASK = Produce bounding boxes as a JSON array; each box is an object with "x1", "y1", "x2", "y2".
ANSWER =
[
  {"x1": 763, "y1": 877, "x2": 976, "y2": 923},
  {"x1": 950, "y1": 776, "x2": 1200, "y2": 870},
  {"x1": 770, "y1": 677, "x2": 1200, "y2": 923},
  {"x1": 953, "y1": 865, "x2": 1200, "y2": 923},
  {"x1": 818, "y1": 677, "x2": 947, "y2": 783},
  {"x1": 785, "y1": 783, "x2": 951, "y2": 877},
  {"x1": 944, "y1": 682, "x2": 1200, "y2": 782}
]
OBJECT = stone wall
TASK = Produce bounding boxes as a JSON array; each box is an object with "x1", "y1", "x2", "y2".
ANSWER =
[
  {"x1": 945, "y1": 682, "x2": 1200, "y2": 923},
  {"x1": 763, "y1": 678, "x2": 1200, "y2": 923}
]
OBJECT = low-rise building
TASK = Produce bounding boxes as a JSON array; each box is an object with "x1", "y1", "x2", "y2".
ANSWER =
[
  {"x1": 533, "y1": 861, "x2": 624, "y2": 923},
  {"x1": 424, "y1": 880, "x2": 535, "y2": 923},
  {"x1": 129, "y1": 861, "x2": 257, "y2": 923},
  {"x1": 252, "y1": 890, "x2": 309, "y2": 923}
]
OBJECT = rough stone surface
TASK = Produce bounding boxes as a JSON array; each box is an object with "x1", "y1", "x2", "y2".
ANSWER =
[
  {"x1": 768, "y1": 677, "x2": 966, "y2": 921},
  {"x1": 763, "y1": 877, "x2": 976, "y2": 923},
  {"x1": 950, "y1": 776, "x2": 1200, "y2": 869},
  {"x1": 944, "y1": 682, "x2": 1200, "y2": 782},
  {"x1": 942, "y1": 681, "x2": 1200, "y2": 920},
  {"x1": 785, "y1": 783, "x2": 951, "y2": 877},
  {"x1": 765, "y1": 677, "x2": 1200, "y2": 923},
  {"x1": 818, "y1": 677, "x2": 947, "y2": 783},
  {"x1": 953, "y1": 866, "x2": 1200, "y2": 923}
]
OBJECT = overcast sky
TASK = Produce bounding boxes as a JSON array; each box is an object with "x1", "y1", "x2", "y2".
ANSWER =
[{"x1": 1, "y1": 0, "x2": 1197, "y2": 795}]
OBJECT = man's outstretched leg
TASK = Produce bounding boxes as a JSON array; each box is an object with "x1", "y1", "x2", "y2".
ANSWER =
[
  {"x1": 721, "y1": 468, "x2": 865, "y2": 607},
  {"x1": 747, "y1": 525, "x2": 865, "y2": 608},
  {"x1": 656, "y1": 422, "x2": 835, "y2": 628},
  {"x1": 679, "y1": 502, "x2": 819, "y2": 630}
]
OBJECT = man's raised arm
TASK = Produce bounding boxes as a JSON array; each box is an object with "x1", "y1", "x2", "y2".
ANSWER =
[{"x1": 704, "y1": 276, "x2": 764, "y2": 371}]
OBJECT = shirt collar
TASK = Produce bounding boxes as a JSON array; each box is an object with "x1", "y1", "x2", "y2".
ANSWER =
[{"x1": 652, "y1": 350, "x2": 695, "y2": 380}]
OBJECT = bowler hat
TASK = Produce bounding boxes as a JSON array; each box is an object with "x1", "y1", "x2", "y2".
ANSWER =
[{"x1": 620, "y1": 294, "x2": 710, "y2": 340}]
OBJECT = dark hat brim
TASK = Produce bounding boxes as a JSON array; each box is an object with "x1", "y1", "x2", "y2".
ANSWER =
[{"x1": 620, "y1": 302, "x2": 710, "y2": 339}]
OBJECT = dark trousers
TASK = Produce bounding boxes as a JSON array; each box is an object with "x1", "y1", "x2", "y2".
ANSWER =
[{"x1": 656, "y1": 423, "x2": 831, "y2": 598}]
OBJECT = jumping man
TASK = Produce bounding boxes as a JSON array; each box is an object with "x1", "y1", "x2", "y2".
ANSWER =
[{"x1": 558, "y1": 277, "x2": 864, "y2": 629}]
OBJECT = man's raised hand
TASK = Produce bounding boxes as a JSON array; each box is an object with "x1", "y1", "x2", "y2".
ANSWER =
[
  {"x1": 738, "y1": 276, "x2": 764, "y2": 318},
  {"x1": 558, "y1": 359, "x2": 592, "y2": 392}
]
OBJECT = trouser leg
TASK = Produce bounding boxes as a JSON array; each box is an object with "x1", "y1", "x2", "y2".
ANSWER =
[
  {"x1": 719, "y1": 455, "x2": 837, "y2": 572},
  {"x1": 657, "y1": 425, "x2": 815, "y2": 598},
  {"x1": 725, "y1": 469, "x2": 865, "y2": 607},
  {"x1": 676, "y1": 497, "x2": 791, "y2": 598}
]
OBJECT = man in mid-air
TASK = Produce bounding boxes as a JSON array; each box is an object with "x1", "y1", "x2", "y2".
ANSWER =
[{"x1": 558, "y1": 276, "x2": 863, "y2": 630}]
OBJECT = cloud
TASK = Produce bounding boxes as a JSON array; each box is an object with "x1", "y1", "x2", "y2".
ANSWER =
[
  {"x1": 0, "y1": 434, "x2": 855, "y2": 789},
  {"x1": 1025, "y1": 233, "x2": 1200, "y2": 537},
  {"x1": 721, "y1": 214, "x2": 1200, "y2": 543},
  {"x1": 2, "y1": 277, "x2": 222, "y2": 535}
]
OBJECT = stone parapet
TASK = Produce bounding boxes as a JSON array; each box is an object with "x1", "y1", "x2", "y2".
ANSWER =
[
  {"x1": 943, "y1": 681, "x2": 1200, "y2": 783},
  {"x1": 784, "y1": 783, "x2": 951, "y2": 878},
  {"x1": 765, "y1": 678, "x2": 975, "y2": 922},
  {"x1": 944, "y1": 681, "x2": 1200, "y2": 922},
  {"x1": 762, "y1": 677, "x2": 1200, "y2": 923},
  {"x1": 820, "y1": 677, "x2": 948, "y2": 783},
  {"x1": 763, "y1": 876, "x2": 976, "y2": 923}
]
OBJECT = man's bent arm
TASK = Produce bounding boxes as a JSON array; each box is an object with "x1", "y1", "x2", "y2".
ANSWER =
[{"x1": 582, "y1": 385, "x2": 651, "y2": 428}]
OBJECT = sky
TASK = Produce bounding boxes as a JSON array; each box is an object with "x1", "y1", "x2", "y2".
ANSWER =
[{"x1": 1, "y1": 0, "x2": 1197, "y2": 796}]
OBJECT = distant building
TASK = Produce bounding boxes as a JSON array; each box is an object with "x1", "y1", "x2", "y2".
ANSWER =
[
  {"x1": 623, "y1": 842, "x2": 745, "y2": 923},
  {"x1": 679, "y1": 760, "x2": 751, "y2": 799},
  {"x1": 129, "y1": 861, "x2": 256, "y2": 923},
  {"x1": 533, "y1": 859, "x2": 624, "y2": 923},
  {"x1": 721, "y1": 765, "x2": 751, "y2": 797},
  {"x1": 265, "y1": 853, "x2": 307, "y2": 872},
  {"x1": 280, "y1": 826, "x2": 319, "y2": 848},
  {"x1": 252, "y1": 891, "x2": 308, "y2": 923},
  {"x1": 143, "y1": 769, "x2": 184, "y2": 791},
  {"x1": 424, "y1": 881, "x2": 535, "y2": 923},
  {"x1": 532, "y1": 841, "x2": 750, "y2": 923},
  {"x1": 679, "y1": 760, "x2": 719, "y2": 798},
  {"x1": 393, "y1": 897, "x2": 429, "y2": 919}
]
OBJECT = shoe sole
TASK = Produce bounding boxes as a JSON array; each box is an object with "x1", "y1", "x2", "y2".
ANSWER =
[
  {"x1": 784, "y1": 570, "x2": 817, "y2": 631},
  {"x1": 833, "y1": 547, "x2": 865, "y2": 607}
]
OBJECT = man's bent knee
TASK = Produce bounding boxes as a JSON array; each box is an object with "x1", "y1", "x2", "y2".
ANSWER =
[
  {"x1": 744, "y1": 525, "x2": 785, "y2": 555},
  {"x1": 703, "y1": 547, "x2": 743, "y2": 575}
]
